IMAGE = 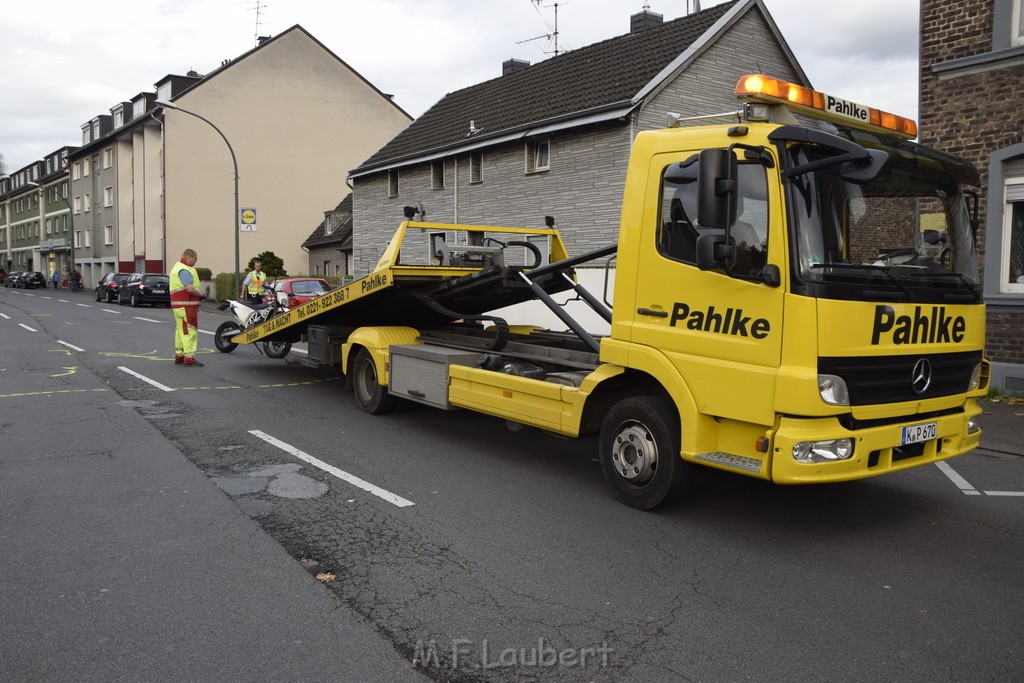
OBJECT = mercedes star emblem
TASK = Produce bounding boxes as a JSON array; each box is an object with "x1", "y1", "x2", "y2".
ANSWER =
[{"x1": 911, "y1": 358, "x2": 932, "y2": 395}]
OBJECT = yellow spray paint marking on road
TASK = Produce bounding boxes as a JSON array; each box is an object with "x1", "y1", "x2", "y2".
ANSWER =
[
  {"x1": 0, "y1": 388, "x2": 108, "y2": 399},
  {"x1": 52, "y1": 366, "x2": 78, "y2": 377},
  {"x1": 131, "y1": 376, "x2": 342, "y2": 393},
  {"x1": 98, "y1": 350, "x2": 166, "y2": 361}
]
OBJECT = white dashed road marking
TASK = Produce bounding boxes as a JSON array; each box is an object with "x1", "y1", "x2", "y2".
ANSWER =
[
  {"x1": 249, "y1": 430, "x2": 415, "y2": 508},
  {"x1": 936, "y1": 461, "x2": 1023, "y2": 497},
  {"x1": 118, "y1": 366, "x2": 175, "y2": 393}
]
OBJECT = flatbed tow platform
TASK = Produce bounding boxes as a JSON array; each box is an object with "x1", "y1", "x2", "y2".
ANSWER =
[{"x1": 233, "y1": 221, "x2": 615, "y2": 359}]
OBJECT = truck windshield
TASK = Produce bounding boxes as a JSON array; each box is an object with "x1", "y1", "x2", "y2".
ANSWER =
[{"x1": 782, "y1": 127, "x2": 981, "y2": 304}]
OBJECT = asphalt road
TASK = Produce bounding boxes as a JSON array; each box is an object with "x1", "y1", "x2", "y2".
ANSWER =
[{"x1": 2, "y1": 286, "x2": 1022, "y2": 682}]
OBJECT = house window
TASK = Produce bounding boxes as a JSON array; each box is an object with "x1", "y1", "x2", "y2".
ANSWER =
[
  {"x1": 104, "y1": 225, "x2": 114, "y2": 245},
  {"x1": 527, "y1": 139, "x2": 550, "y2": 173},
  {"x1": 74, "y1": 230, "x2": 82, "y2": 248},
  {"x1": 84, "y1": 193, "x2": 91, "y2": 212},
  {"x1": 1003, "y1": 175, "x2": 1024, "y2": 293},
  {"x1": 388, "y1": 170, "x2": 399, "y2": 197},
  {"x1": 46, "y1": 219, "x2": 52, "y2": 235},
  {"x1": 73, "y1": 196, "x2": 82, "y2": 214},
  {"x1": 72, "y1": 162, "x2": 81, "y2": 180},
  {"x1": 83, "y1": 159, "x2": 90, "y2": 177},
  {"x1": 103, "y1": 148, "x2": 113, "y2": 169},
  {"x1": 470, "y1": 151, "x2": 483, "y2": 184},
  {"x1": 431, "y1": 161, "x2": 445, "y2": 189},
  {"x1": 83, "y1": 228, "x2": 91, "y2": 248},
  {"x1": 103, "y1": 187, "x2": 113, "y2": 207},
  {"x1": 114, "y1": 110, "x2": 124, "y2": 127}
]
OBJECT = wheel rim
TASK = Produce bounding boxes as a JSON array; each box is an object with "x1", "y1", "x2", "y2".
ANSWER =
[
  {"x1": 217, "y1": 325, "x2": 240, "y2": 349},
  {"x1": 610, "y1": 421, "x2": 659, "y2": 487},
  {"x1": 354, "y1": 355, "x2": 377, "y2": 403}
]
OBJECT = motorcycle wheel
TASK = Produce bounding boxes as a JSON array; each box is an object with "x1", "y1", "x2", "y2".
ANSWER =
[
  {"x1": 215, "y1": 322, "x2": 242, "y2": 353},
  {"x1": 262, "y1": 340, "x2": 291, "y2": 359}
]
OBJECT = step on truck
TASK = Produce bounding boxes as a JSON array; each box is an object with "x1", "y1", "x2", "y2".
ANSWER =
[{"x1": 235, "y1": 74, "x2": 988, "y2": 509}]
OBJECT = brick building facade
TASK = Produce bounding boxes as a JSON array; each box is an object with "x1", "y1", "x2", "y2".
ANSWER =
[{"x1": 920, "y1": 0, "x2": 1024, "y2": 394}]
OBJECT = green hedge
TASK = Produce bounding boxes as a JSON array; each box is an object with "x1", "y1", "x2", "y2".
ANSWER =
[{"x1": 213, "y1": 272, "x2": 237, "y2": 302}]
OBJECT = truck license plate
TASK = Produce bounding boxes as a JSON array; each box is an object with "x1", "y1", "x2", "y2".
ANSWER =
[{"x1": 902, "y1": 422, "x2": 937, "y2": 445}]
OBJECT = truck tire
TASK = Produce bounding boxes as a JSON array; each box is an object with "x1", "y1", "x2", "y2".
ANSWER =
[
  {"x1": 263, "y1": 340, "x2": 291, "y2": 358},
  {"x1": 214, "y1": 321, "x2": 242, "y2": 353},
  {"x1": 599, "y1": 396, "x2": 690, "y2": 510},
  {"x1": 351, "y1": 347, "x2": 399, "y2": 415}
]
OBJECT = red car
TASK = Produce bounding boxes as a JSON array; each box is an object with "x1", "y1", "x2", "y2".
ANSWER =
[{"x1": 265, "y1": 278, "x2": 331, "y2": 308}]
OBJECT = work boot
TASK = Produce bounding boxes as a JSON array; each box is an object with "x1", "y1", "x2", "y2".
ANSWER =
[
  {"x1": 183, "y1": 358, "x2": 204, "y2": 367},
  {"x1": 174, "y1": 356, "x2": 184, "y2": 364}
]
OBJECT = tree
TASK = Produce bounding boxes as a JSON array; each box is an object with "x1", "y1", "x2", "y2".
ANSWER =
[
  {"x1": 0, "y1": 153, "x2": 7, "y2": 175},
  {"x1": 246, "y1": 251, "x2": 287, "y2": 278}
]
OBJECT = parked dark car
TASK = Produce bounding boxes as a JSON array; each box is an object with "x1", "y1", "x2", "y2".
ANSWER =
[
  {"x1": 117, "y1": 273, "x2": 170, "y2": 307},
  {"x1": 3, "y1": 271, "x2": 22, "y2": 288},
  {"x1": 95, "y1": 272, "x2": 132, "y2": 302},
  {"x1": 19, "y1": 271, "x2": 47, "y2": 289}
]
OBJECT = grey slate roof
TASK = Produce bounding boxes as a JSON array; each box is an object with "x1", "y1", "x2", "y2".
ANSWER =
[
  {"x1": 353, "y1": 1, "x2": 736, "y2": 174},
  {"x1": 302, "y1": 193, "x2": 352, "y2": 250}
]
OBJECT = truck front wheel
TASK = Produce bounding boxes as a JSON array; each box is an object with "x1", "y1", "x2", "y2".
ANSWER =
[
  {"x1": 351, "y1": 347, "x2": 399, "y2": 415},
  {"x1": 600, "y1": 396, "x2": 690, "y2": 510}
]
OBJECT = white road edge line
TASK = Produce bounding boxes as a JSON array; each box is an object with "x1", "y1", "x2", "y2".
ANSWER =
[
  {"x1": 76, "y1": 303, "x2": 91, "y2": 307},
  {"x1": 934, "y1": 461, "x2": 982, "y2": 495},
  {"x1": 118, "y1": 366, "x2": 175, "y2": 392},
  {"x1": 102, "y1": 308, "x2": 121, "y2": 313},
  {"x1": 983, "y1": 491, "x2": 1024, "y2": 497},
  {"x1": 249, "y1": 429, "x2": 414, "y2": 508},
  {"x1": 58, "y1": 340, "x2": 85, "y2": 352},
  {"x1": 0, "y1": 312, "x2": 11, "y2": 319},
  {"x1": 18, "y1": 323, "x2": 37, "y2": 332},
  {"x1": 133, "y1": 316, "x2": 165, "y2": 323}
]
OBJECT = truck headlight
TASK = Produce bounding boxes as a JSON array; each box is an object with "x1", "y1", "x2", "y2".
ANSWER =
[
  {"x1": 793, "y1": 438, "x2": 854, "y2": 464},
  {"x1": 968, "y1": 364, "x2": 982, "y2": 391},
  {"x1": 818, "y1": 374, "x2": 850, "y2": 406},
  {"x1": 967, "y1": 417, "x2": 980, "y2": 434}
]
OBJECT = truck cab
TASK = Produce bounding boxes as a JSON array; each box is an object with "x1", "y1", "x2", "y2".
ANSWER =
[{"x1": 605, "y1": 75, "x2": 986, "y2": 503}]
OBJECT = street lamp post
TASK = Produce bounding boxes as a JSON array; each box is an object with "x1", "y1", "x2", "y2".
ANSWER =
[{"x1": 155, "y1": 99, "x2": 240, "y2": 296}]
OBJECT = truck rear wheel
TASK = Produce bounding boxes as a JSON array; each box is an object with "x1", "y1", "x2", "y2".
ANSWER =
[
  {"x1": 600, "y1": 396, "x2": 690, "y2": 510},
  {"x1": 352, "y1": 347, "x2": 399, "y2": 415}
]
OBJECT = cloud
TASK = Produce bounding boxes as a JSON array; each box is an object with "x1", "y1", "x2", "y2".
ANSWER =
[{"x1": 0, "y1": 0, "x2": 921, "y2": 171}]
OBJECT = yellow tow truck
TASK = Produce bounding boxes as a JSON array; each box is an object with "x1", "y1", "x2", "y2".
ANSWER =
[{"x1": 231, "y1": 75, "x2": 988, "y2": 509}]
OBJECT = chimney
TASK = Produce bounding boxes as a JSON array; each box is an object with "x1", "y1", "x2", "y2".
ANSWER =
[
  {"x1": 502, "y1": 58, "x2": 531, "y2": 76},
  {"x1": 630, "y1": 9, "x2": 664, "y2": 33},
  {"x1": 257, "y1": 35, "x2": 271, "y2": 45}
]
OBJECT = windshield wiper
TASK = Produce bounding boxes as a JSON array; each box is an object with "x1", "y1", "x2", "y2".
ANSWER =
[{"x1": 810, "y1": 263, "x2": 911, "y2": 300}]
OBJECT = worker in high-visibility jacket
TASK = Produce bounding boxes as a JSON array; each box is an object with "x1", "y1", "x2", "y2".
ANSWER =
[
  {"x1": 169, "y1": 248, "x2": 207, "y2": 367},
  {"x1": 240, "y1": 259, "x2": 266, "y2": 304}
]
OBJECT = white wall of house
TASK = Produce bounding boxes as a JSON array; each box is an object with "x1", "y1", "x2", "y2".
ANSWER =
[{"x1": 162, "y1": 28, "x2": 410, "y2": 279}]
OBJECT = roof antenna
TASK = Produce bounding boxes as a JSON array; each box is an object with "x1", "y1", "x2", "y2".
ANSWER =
[
  {"x1": 240, "y1": 0, "x2": 268, "y2": 46},
  {"x1": 518, "y1": 1, "x2": 568, "y2": 57}
]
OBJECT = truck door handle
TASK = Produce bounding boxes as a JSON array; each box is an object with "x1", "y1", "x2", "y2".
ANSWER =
[{"x1": 637, "y1": 308, "x2": 668, "y2": 318}]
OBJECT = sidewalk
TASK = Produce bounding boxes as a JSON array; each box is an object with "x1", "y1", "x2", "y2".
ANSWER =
[
  {"x1": 977, "y1": 399, "x2": 1024, "y2": 456},
  {"x1": 0, "y1": 299, "x2": 425, "y2": 681}
]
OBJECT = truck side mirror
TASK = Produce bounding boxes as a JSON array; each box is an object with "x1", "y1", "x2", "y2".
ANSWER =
[
  {"x1": 697, "y1": 148, "x2": 738, "y2": 229},
  {"x1": 695, "y1": 231, "x2": 735, "y2": 271}
]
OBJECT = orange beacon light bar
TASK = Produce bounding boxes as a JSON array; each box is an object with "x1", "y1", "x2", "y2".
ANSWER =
[{"x1": 735, "y1": 74, "x2": 918, "y2": 139}]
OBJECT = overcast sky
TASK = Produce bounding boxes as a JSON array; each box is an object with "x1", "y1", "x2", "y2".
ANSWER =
[{"x1": 0, "y1": 0, "x2": 919, "y2": 173}]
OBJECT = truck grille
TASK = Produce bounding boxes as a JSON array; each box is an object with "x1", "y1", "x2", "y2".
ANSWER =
[{"x1": 819, "y1": 350, "x2": 981, "y2": 406}]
